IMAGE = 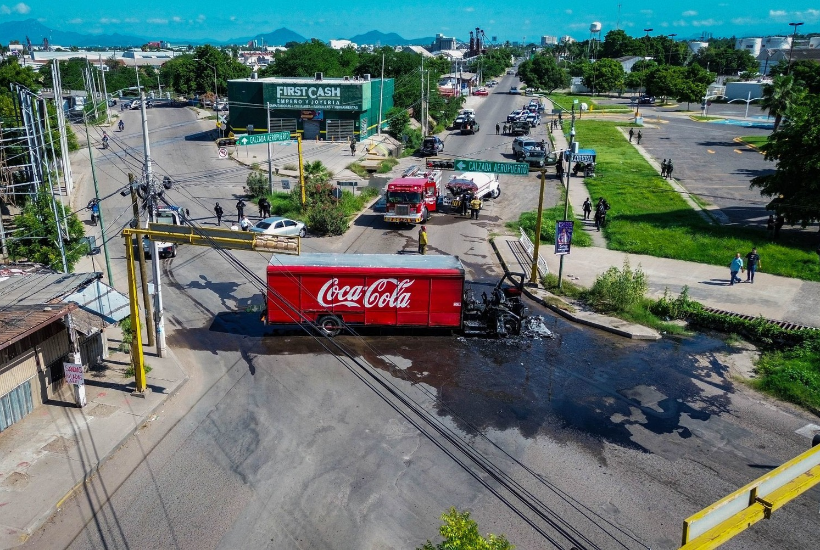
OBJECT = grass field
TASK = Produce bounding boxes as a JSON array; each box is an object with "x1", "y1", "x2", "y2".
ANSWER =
[
  {"x1": 577, "y1": 120, "x2": 820, "y2": 281},
  {"x1": 738, "y1": 135, "x2": 769, "y2": 148},
  {"x1": 546, "y1": 93, "x2": 597, "y2": 112},
  {"x1": 508, "y1": 205, "x2": 593, "y2": 248}
]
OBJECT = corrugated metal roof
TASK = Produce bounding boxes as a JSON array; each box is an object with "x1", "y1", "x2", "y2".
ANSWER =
[
  {"x1": 268, "y1": 253, "x2": 463, "y2": 271},
  {"x1": 0, "y1": 272, "x2": 102, "y2": 306},
  {"x1": 0, "y1": 304, "x2": 75, "y2": 350},
  {"x1": 62, "y1": 279, "x2": 130, "y2": 325}
]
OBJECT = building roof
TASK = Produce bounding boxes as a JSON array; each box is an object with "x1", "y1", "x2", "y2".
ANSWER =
[
  {"x1": 401, "y1": 45, "x2": 433, "y2": 57},
  {"x1": 228, "y1": 75, "x2": 384, "y2": 85},
  {"x1": 0, "y1": 272, "x2": 102, "y2": 305},
  {"x1": 0, "y1": 303, "x2": 76, "y2": 350}
]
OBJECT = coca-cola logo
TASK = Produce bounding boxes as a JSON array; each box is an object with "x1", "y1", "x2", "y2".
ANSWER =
[{"x1": 317, "y1": 278, "x2": 415, "y2": 308}]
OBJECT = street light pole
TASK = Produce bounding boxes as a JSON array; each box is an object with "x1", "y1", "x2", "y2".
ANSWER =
[
  {"x1": 786, "y1": 22, "x2": 804, "y2": 75},
  {"x1": 557, "y1": 103, "x2": 577, "y2": 290},
  {"x1": 666, "y1": 34, "x2": 677, "y2": 65},
  {"x1": 636, "y1": 28, "x2": 652, "y2": 118}
]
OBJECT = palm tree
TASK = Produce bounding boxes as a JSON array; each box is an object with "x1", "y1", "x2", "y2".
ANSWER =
[{"x1": 760, "y1": 75, "x2": 803, "y2": 131}]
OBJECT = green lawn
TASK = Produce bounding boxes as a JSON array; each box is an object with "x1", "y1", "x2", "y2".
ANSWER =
[
  {"x1": 508, "y1": 205, "x2": 593, "y2": 248},
  {"x1": 546, "y1": 93, "x2": 598, "y2": 112},
  {"x1": 739, "y1": 135, "x2": 769, "y2": 148},
  {"x1": 577, "y1": 120, "x2": 820, "y2": 281}
]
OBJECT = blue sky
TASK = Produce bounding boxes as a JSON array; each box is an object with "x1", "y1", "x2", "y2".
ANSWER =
[{"x1": 2, "y1": 1, "x2": 817, "y2": 42}]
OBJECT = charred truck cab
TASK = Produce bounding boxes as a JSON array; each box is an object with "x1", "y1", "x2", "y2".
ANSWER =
[{"x1": 384, "y1": 169, "x2": 442, "y2": 225}]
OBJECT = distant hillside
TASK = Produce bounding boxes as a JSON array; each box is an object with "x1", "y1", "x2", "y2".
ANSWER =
[
  {"x1": 348, "y1": 30, "x2": 435, "y2": 46},
  {"x1": 0, "y1": 19, "x2": 146, "y2": 48},
  {"x1": 253, "y1": 28, "x2": 307, "y2": 46}
]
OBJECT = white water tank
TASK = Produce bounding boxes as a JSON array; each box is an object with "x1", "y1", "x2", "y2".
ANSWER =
[
  {"x1": 688, "y1": 41, "x2": 709, "y2": 53},
  {"x1": 763, "y1": 36, "x2": 791, "y2": 50},
  {"x1": 735, "y1": 37, "x2": 762, "y2": 58},
  {"x1": 590, "y1": 22, "x2": 602, "y2": 33}
]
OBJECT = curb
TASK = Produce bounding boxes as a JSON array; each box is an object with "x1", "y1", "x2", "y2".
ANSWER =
[
  {"x1": 489, "y1": 238, "x2": 660, "y2": 340},
  {"x1": 30, "y1": 353, "x2": 190, "y2": 542}
]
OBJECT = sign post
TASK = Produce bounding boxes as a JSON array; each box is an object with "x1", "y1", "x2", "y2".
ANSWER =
[
  {"x1": 554, "y1": 220, "x2": 574, "y2": 255},
  {"x1": 236, "y1": 131, "x2": 292, "y2": 146},
  {"x1": 453, "y1": 158, "x2": 529, "y2": 176}
]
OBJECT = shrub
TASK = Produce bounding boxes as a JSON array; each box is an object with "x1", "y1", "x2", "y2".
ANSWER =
[
  {"x1": 246, "y1": 170, "x2": 268, "y2": 198},
  {"x1": 306, "y1": 202, "x2": 348, "y2": 235},
  {"x1": 587, "y1": 259, "x2": 648, "y2": 313}
]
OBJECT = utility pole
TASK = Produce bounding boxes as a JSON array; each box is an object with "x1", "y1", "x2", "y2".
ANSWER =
[
  {"x1": 83, "y1": 115, "x2": 114, "y2": 284},
  {"x1": 52, "y1": 61, "x2": 74, "y2": 196},
  {"x1": 529, "y1": 169, "x2": 547, "y2": 285},
  {"x1": 140, "y1": 91, "x2": 166, "y2": 357},
  {"x1": 99, "y1": 55, "x2": 110, "y2": 126},
  {"x1": 420, "y1": 56, "x2": 425, "y2": 135},
  {"x1": 129, "y1": 173, "x2": 155, "y2": 346},
  {"x1": 378, "y1": 52, "x2": 384, "y2": 135},
  {"x1": 558, "y1": 103, "x2": 577, "y2": 290}
]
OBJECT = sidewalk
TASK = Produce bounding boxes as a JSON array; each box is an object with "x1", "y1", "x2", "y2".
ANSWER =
[{"x1": 0, "y1": 328, "x2": 187, "y2": 549}]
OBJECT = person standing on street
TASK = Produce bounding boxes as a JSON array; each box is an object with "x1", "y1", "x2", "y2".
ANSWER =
[
  {"x1": 470, "y1": 195, "x2": 482, "y2": 219},
  {"x1": 236, "y1": 198, "x2": 246, "y2": 222},
  {"x1": 745, "y1": 247, "x2": 761, "y2": 283},
  {"x1": 636, "y1": 130, "x2": 643, "y2": 145},
  {"x1": 350, "y1": 140, "x2": 356, "y2": 156},
  {"x1": 729, "y1": 253, "x2": 744, "y2": 285},
  {"x1": 214, "y1": 202, "x2": 223, "y2": 226},
  {"x1": 660, "y1": 159, "x2": 668, "y2": 178},
  {"x1": 496, "y1": 123, "x2": 500, "y2": 135},
  {"x1": 628, "y1": 128, "x2": 634, "y2": 142},
  {"x1": 258, "y1": 197, "x2": 270, "y2": 218},
  {"x1": 582, "y1": 197, "x2": 592, "y2": 220},
  {"x1": 418, "y1": 225, "x2": 428, "y2": 255},
  {"x1": 666, "y1": 159, "x2": 674, "y2": 179}
]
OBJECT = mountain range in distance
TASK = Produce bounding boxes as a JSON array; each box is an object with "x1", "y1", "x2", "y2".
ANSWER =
[{"x1": 0, "y1": 19, "x2": 437, "y2": 49}]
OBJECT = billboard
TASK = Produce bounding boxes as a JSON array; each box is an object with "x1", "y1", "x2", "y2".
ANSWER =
[
  {"x1": 267, "y1": 83, "x2": 363, "y2": 111},
  {"x1": 554, "y1": 220, "x2": 574, "y2": 255}
]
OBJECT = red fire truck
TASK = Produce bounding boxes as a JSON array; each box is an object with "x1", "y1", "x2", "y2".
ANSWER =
[
  {"x1": 263, "y1": 253, "x2": 526, "y2": 337},
  {"x1": 383, "y1": 169, "x2": 442, "y2": 225}
]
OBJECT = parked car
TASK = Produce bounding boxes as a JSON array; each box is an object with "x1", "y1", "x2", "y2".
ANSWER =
[
  {"x1": 473, "y1": 88, "x2": 488, "y2": 96},
  {"x1": 214, "y1": 101, "x2": 228, "y2": 111},
  {"x1": 525, "y1": 89, "x2": 534, "y2": 96},
  {"x1": 420, "y1": 136, "x2": 444, "y2": 156},
  {"x1": 250, "y1": 216, "x2": 307, "y2": 237},
  {"x1": 509, "y1": 120, "x2": 531, "y2": 136},
  {"x1": 512, "y1": 137, "x2": 541, "y2": 156},
  {"x1": 145, "y1": 99, "x2": 153, "y2": 109},
  {"x1": 525, "y1": 113, "x2": 540, "y2": 127},
  {"x1": 453, "y1": 114, "x2": 466, "y2": 128},
  {"x1": 129, "y1": 99, "x2": 141, "y2": 110},
  {"x1": 638, "y1": 95, "x2": 656, "y2": 104},
  {"x1": 510, "y1": 86, "x2": 520, "y2": 95},
  {"x1": 507, "y1": 110, "x2": 524, "y2": 122}
]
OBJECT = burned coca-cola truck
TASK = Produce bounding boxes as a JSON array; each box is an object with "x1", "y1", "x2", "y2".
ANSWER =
[{"x1": 263, "y1": 253, "x2": 526, "y2": 337}]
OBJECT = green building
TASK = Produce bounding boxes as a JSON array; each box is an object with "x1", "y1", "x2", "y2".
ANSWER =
[{"x1": 227, "y1": 74, "x2": 394, "y2": 142}]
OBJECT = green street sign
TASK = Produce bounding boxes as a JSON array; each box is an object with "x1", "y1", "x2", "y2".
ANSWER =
[
  {"x1": 454, "y1": 158, "x2": 529, "y2": 176},
  {"x1": 236, "y1": 131, "x2": 292, "y2": 146}
]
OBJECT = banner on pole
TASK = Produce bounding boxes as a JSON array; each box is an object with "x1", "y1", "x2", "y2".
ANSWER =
[{"x1": 554, "y1": 220, "x2": 573, "y2": 255}]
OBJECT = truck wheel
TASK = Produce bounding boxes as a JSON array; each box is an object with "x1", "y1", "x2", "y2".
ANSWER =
[
  {"x1": 317, "y1": 315, "x2": 343, "y2": 337},
  {"x1": 170, "y1": 245, "x2": 177, "y2": 258},
  {"x1": 491, "y1": 185, "x2": 501, "y2": 199}
]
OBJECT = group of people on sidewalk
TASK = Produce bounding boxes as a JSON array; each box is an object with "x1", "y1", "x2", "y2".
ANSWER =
[
  {"x1": 212, "y1": 197, "x2": 273, "y2": 230},
  {"x1": 660, "y1": 159, "x2": 674, "y2": 179},
  {"x1": 582, "y1": 197, "x2": 611, "y2": 232},
  {"x1": 729, "y1": 248, "x2": 762, "y2": 285}
]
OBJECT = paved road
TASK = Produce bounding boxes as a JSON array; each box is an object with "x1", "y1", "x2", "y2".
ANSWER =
[{"x1": 27, "y1": 89, "x2": 819, "y2": 550}]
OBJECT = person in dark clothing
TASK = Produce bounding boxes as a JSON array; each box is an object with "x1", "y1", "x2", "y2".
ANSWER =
[
  {"x1": 556, "y1": 159, "x2": 564, "y2": 179},
  {"x1": 496, "y1": 123, "x2": 500, "y2": 135},
  {"x1": 766, "y1": 215, "x2": 775, "y2": 238},
  {"x1": 660, "y1": 159, "x2": 668, "y2": 178},
  {"x1": 582, "y1": 197, "x2": 592, "y2": 220},
  {"x1": 745, "y1": 247, "x2": 761, "y2": 283},
  {"x1": 350, "y1": 141, "x2": 356, "y2": 156},
  {"x1": 236, "y1": 199, "x2": 246, "y2": 222},
  {"x1": 214, "y1": 202, "x2": 223, "y2": 225},
  {"x1": 666, "y1": 160, "x2": 673, "y2": 179},
  {"x1": 636, "y1": 130, "x2": 642, "y2": 145},
  {"x1": 628, "y1": 128, "x2": 634, "y2": 142},
  {"x1": 461, "y1": 192, "x2": 471, "y2": 216},
  {"x1": 774, "y1": 214, "x2": 785, "y2": 238},
  {"x1": 258, "y1": 197, "x2": 270, "y2": 218}
]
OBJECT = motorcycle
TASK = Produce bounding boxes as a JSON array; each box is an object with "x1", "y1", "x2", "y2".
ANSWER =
[
  {"x1": 102, "y1": 138, "x2": 109, "y2": 150},
  {"x1": 462, "y1": 273, "x2": 527, "y2": 337}
]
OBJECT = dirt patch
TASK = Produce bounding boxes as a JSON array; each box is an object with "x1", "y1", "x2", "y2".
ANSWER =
[
  {"x1": 41, "y1": 436, "x2": 77, "y2": 454},
  {"x1": 1, "y1": 471, "x2": 29, "y2": 490},
  {"x1": 89, "y1": 403, "x2": 119, "y2": 418}
]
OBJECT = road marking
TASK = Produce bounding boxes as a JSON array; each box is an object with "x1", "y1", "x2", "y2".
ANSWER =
[
  {"x1": 733, "y1": 149, "x2": 743, "y2": 154},
  {"x1": 707, "y1": 149, "x2": 715, "y2": 154},
  {"x1": 795, "y1": 424, "x2": 820, "y2": 439}
]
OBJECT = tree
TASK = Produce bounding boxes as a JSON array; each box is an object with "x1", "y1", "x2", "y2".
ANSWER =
[
  {"x1": 601, "y1": 29, "x2": 640, "y2": 59},
  {"x1": 645, "y1": 66, "x2": 682, "y2": 102},
  {"x1": 750, "y1": 94, "x2": 820, "y2": 227},
  {"x1": 769, "y1": 59, "x2": 820, "y2": 95},
  {"x1": 691, "y1": 46, "x2": 757, "y2": 75},
  {"x1": 582, "y1": 58, "x2": 624, "y2": 94},
  {"x1": 386, "y1": 106, "x2": 410, "y2": 138},
  {"x1": 8, "y1": 185, "x2": 86, "y2": 271},
  {"x1": 418, "y1": 508, "x2": 513, "y2": 550},
  {"x1": 517, "y1": 55, "x2": 570, "y2": 93},
  {"x1": 759, "y1": 75, "x2": 804, "y2": 131}
]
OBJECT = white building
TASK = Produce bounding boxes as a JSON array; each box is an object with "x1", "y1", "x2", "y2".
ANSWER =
[
  {"x1": 541, "y1": 36, "x2": 558, "y2": 46},
  {"x1": 329, "y1": 39, "x2": 357, "y2": 50},
  {"x1": 688, "y1": 41, "x2": 709, "y2": 53},
  {"x1": 559, "y1": 36, "x2": 575, "y2": 44},
  {"x1": 762, "y1": 36, "x2": 791, "y2": 50},
  {"x1": 735, "y1": 37, "x2": 762, "y2": 58}
]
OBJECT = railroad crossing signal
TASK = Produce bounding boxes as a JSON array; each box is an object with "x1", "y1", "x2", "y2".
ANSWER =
[
  {"x1": 454, "y1": 158, "x2": 529, "y2": 176},
  {"x1": 236, "y1": 131, "x2": 292, "y2": 146}
]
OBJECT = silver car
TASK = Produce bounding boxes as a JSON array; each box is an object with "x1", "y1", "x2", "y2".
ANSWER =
[{"x1": 250, "y1": 216, "x2": 306, "y2": 237}]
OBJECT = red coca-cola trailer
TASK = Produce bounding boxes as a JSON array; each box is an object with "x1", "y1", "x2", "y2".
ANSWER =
[{"x1": 265, "y1": 253, "x2": 465, "y2": 336}]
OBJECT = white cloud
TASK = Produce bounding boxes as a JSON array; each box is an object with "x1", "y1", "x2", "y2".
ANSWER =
[
  {"x1": 564, "y1": 9, "x2": 572, "y2": 15},
  {"x1": 172, "y1": 16, "x2": 182, "y2": 23},
  {"x1": 770, "y1": 8, "x2": 820, "y2": 21},
  {"x1": 640, "y1": 9, "x2": 653, "y2": 15},
  {"x1": 68, "y1": 18, "x2": 82, "y2": 24},
  {"x1": 229, "y1": 15, "x2": 237, "y2": 21},
  {"x1": 465, "y1": 7, "x2": 474, "y2": 12},
  {"x1": 732, "y1": 17, "x2": 756, "y2": 25},
  {"x1": 99, "y1": 18, "x2": 120, "y2": 24},
  {"x1": 124, "y1": 18, "x2": 139, "y2": 23},
  {"x1": 682, "y1": 10, "x2": 697, "y2": 16},
  {"x1": 672, "y1": 20, "x2": 688, "y2": 27},
  {"x1": 692, "y1": 19, "x2": 721, "y2": 27},
  {"x1": 660, "y1": 21, "x2": 669, "y2": 27},
  {"x1": 147, "y1": 18, "x2": 168, "y2": 24},
  {"x1": 196, "y1": 14, "x2": 205, "y2": 22},
  {"x1": 0, "y1": 5, "x2": 9, "y2": 14},
  {"x1": 12, "y1": 2, "x2": 28, "y2": 14},
  {"x1": 769, "y1": 10, "x2": 787, "y2": 17}
]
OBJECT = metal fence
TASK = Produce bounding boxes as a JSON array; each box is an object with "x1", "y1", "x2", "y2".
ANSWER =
[{"x1": 519, "y1": 227, "x2": 548, "y2": 278}]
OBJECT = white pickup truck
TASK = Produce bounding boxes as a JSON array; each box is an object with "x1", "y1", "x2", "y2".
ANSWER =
[{"x1": 143, "y1": 206, "x2": 186, "y2": 259}]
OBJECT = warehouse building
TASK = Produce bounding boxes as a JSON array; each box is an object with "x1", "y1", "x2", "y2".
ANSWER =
[{"x1": 227, "y1": 73, "x2": 394, "y2": 142}]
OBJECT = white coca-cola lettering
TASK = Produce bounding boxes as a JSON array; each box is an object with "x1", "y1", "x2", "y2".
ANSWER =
[{"x1": 317, "y1": 278, "x2": 415, "y2": 308}]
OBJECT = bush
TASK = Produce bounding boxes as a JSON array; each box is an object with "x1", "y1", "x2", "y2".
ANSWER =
[
  {"x1": 587, "y1": 259, "x2": 648, "y2": 313},
  {"x1": 306, "y1": 201, "x2": 348, "y2": 235},
  {"x1": 246, "y1": 170, "x2": 268, "y2": 198},
  {"x1": 510, "y1": 208, "x2": 593, "y2": 247}
]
